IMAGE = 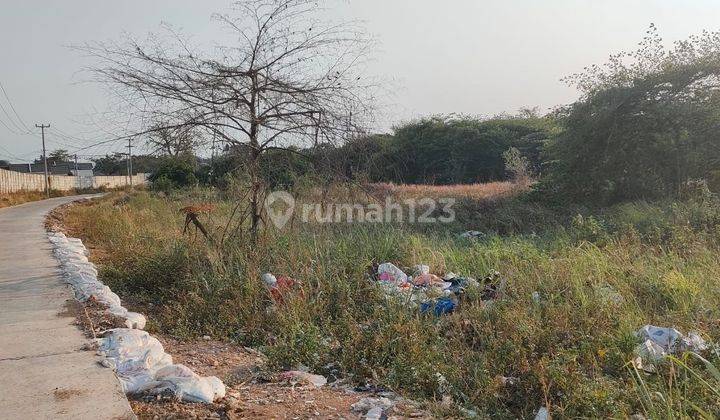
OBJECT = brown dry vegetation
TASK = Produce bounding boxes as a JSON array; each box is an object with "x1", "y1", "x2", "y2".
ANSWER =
[
  {"x1": 366, "y1": 181, "x2": 529, "y2": 201},
  {"x1": 49, "y1": 200, "x2": 429, "y2": 420},
  {"x1": 0, "y1": 191, "x2": 54, "y2": 208},
  {"x1": 54, "y1": 186, "x2": 720, "y2": 418}
]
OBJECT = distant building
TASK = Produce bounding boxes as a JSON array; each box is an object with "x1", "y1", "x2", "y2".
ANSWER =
[{"x1": 0, "y1": 161, "x2": 94, "y2": 177}]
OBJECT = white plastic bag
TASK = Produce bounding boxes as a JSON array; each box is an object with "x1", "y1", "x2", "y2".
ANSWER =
[{"x1": 377, "y1": 263, "x2": 408, "y2": 285}]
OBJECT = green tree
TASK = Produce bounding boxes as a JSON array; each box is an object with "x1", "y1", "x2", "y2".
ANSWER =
[
  {"x1": 540, "y1": 25, "x2": 720, "y2": 204},
  {"x1": 337, "y1": 115, "x2": 553, "y2": 185},
  {"x1": 149, "y1": 159, "x2": 198, "y2": 190},
  {"x1": 35, "y1": 149, "x2": 71, "y2": 165}
]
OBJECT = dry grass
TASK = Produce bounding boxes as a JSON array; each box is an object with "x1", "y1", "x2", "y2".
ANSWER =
[
  {"x1": 59, "y1": 188, "x2": 720, "y2": 418},
  {"x1": 367, "y1": 181, "x2": 529, "y2": 201},
  {"x1": 0, "y1": 191, "x2": 49, "y2": 208}
]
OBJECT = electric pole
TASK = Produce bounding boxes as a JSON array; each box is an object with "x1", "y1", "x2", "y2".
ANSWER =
[
  {"x1": 74, "y1": 154, "x2": 78, "y2": 175},
  {"x1": 35, "y1": 123, "x2": 50, "y2": 197},
  {"x1": 126, "y1": 138, "x2": 133, "y2": 188}
]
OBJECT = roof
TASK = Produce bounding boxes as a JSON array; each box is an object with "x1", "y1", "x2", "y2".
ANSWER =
[{"x1": 1, "y1": 162, "x2": 94, "y2": 175}]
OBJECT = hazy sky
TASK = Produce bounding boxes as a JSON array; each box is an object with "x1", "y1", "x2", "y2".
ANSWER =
[{"x1": 1, "y1": 0, "x2": 719, "y2": 162}]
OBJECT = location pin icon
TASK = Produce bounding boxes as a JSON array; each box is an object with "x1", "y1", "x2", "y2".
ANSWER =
[{"x1": 264, "y1": 191, "x2": 295, "y2": 229}]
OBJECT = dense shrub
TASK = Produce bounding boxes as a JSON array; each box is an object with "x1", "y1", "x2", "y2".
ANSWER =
[
  {"x1": 149, "y1": 159, "x2": 198, "y2": 190},
  {"x1": 538, "y1": 26, "x2": 720, "y2": 205}
]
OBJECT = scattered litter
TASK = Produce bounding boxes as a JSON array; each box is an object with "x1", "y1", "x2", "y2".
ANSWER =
[
  {"x1": 49, "y1": 231, "x2": 225, "y2": 403},
  {"x1": 634, "y1": 325, "x2": 708, "y2": 369},
  {"x1": 412, "y1": 273, "x2": 449, "y2": 288},
  {"x1": 365, "y1": 406, "x2": 385, "y2": 420},
  {"x1": 149, "y1": 364, "x2": 225, "y2": 403},
  {"x1": 412, "y1": 264, "x2": 430, "y2": 276},
  {"x1": 459, "y1": 407, "x2": 479, "y2": 418},
  {"x1": 459, "y1": 231, "x2": 484, "y2": 239},
  {"x1": 534, "y1": 406, "x2": 549, "y2": 420},
  {"x1": 531, "y1": 291, "x2": 541, "y2": 304},
  {"x1": 637, "y1": 325, "x2": 707, "y2": 354},
  {"x1": 377, "y1": 263, "x2": 409, "y2": 285},
  {"x1": 261, "y1": 273, "x2": 277, "y2": 288},
  {"x1": 498, "y1": 376, "x2": 520, "y2": 386},
  {"x1": 280, "y1": 371, "x2": 327, "y2": 387},
  {"x1": 261, "y1": 273, "x2": 301, "y2": 304},
  {"x1": 351, "y1": 397, "x2": 395, "y2": 418},
  {"x1": 373, "y1": 262, "x2": 503, "y2": 316},
  {"x1": 420, "y1": 296, "x2": 457, "y2": 316}
]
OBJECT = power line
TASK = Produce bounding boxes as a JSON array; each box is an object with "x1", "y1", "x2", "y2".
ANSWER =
[
  {"x1": 0, "y1": 96, "x2": 28, "y2": 135},
  {"x1": 70, "y1": 137, "x2": 126, "y2": 153},
  {"x1": 0, "y1": 82, "x2": 31, "y2": 133},
  {"x1": 0, "y1": 144, "x2": 25, "y2": 161},
  {"x1": 46, "y1": 129, "x2": 89, "y2": 149},
  {"x1": 0, "y1": 113, "x2": 22, "y2": 134}
]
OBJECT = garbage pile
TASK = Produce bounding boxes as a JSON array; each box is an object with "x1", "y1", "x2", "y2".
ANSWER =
[
  {"x1": 633, "y1": 324, "x2": 708, "y2": 372},
  {"x1": 48, "y1": 231, "x2": 226, "y2": 403},
  {"x1": 261, "y1": 273, "x2": 303, "y2": 304},
  {"x1": 371, "y1": 262, "x2": 505, "y2": 316}
]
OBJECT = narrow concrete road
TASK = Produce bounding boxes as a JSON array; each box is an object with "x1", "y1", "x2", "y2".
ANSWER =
[{"x1": 0, "y1": 196, "x2": 134, "y2": 420}]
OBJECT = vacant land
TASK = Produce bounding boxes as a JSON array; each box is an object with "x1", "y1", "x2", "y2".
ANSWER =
[{"x1": 59, "y1": 184, "x2": 720, "y2": 418}]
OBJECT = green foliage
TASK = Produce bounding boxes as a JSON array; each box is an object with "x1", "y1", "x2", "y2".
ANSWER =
[
  {"x1": 149, "y1": 159, "x2": 198, "y2": 191},
  {"x1": 92, "y1": 153, "x2": 165, "y2": 175},
  {"x1": 66, "y1": 190, "x2": 720, "y2": 417},
  {"x1": 199, "y1": 115, "x2": 554, "y2": 189},
  {"x1": 337, "y1": 115, "x2": 554, "y2": 185},
  {"x1": 539, "y1": 26, "x2": 720, "y2": 205},
  {"x1": 201, "y1": 146, "x2": 313, "y2": 189},
  {"x1": 47, "y1": 149, "x2": 71, "y2": 165}
]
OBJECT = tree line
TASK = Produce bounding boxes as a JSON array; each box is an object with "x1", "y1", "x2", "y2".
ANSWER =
[{"x1": 82, "y1": 1, "x2": 720, "y2": 208}]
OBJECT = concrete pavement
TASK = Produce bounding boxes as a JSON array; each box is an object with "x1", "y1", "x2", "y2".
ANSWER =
[{"x1": 0, "y1": 196, "x2": 134, "y2": 420}]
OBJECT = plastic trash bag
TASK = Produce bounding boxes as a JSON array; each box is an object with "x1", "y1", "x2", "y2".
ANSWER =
[
  {"x1": 279, "y1": 370, "x2": 327, "y2": 387},
  {"x1": 377, "y1": 263, "x2": 408, "y2": 285},
  {"x1": 634, "y1": 325, "x2": 708, "y2": 365},
  {"x1": 49, "y1": 232, "x2": 141, "y2": 330},
  {"x1": 261, "y1": 273, "x2": 301, "y2": 304},
  {"x1": 147, "y1": 364, "x2": 226, "y2": 403},
  {"x1": 99, "y1": 329, "x2": 225, "y2": 403},
  {"x1": 420, "y1": 296, "x2": 457, "y2": 316},
  {"x1": 50, "y1": 232, "x2": 225, "y2": 403}
]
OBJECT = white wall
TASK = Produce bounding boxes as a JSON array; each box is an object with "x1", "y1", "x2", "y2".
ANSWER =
[{"x1": 0, "y1": 168, "x2": 148, "y2": 194}]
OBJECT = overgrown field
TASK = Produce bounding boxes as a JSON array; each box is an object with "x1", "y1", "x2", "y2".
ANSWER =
[{"x1": 63, "y1": 186, "x2": 720, "y2": 418}]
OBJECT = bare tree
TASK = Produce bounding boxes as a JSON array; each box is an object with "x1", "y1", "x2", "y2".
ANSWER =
[
  {"x1": 81, "y1": 0, "x2": 379, "y2": 236},
  {"x1": 146, "y1": 124, "x2": 200, "y2": 157}
]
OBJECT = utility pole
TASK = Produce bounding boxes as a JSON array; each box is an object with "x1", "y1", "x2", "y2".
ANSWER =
[
  {"x1": 210, "y1": 131, "x2": 217, "y2": 165},
  {"x1": 74, "y1": 154, "x2": 78, "y2": 175},
  {"x1": 126, "y1": 138, "x2": 133, "y2": 188},
  {"x1": 35, "y1": 124, "x2": 50, "y2": 197}
]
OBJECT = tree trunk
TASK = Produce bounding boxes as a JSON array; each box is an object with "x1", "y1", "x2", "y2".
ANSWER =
[{"x1": 249, "y1": 119, "x2": 262, "y2": 241}]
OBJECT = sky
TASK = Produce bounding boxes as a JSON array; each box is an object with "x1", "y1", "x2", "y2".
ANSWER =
[{"x1": 0, "y1": 0, "x2": 719, "y2": 162}]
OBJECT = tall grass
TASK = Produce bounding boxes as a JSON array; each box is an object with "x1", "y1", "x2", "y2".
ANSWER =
[{"x1": 63, "y1": 189, "x2": 720, "y2": 418}]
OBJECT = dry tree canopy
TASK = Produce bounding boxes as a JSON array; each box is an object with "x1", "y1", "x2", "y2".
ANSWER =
[{"x1": 81, "y1": 0, "x2": 380, "y2": 157}]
